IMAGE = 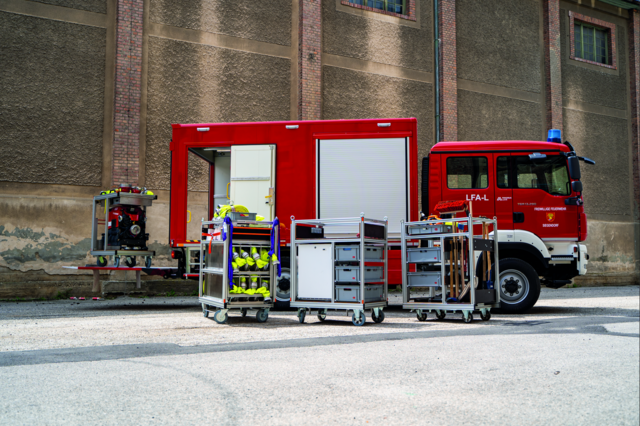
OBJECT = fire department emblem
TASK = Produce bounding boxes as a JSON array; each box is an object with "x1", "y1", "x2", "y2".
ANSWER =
[{"x1": 546, "y1": 212, "x2": 555, "y2": 222}]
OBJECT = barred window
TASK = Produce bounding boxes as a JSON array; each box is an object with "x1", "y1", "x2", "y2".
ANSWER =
[
  {"x1": 351, "y1": 0, "x2": 406, "y2": 14},
  {"x1": 574, "y1": 22, "x2": 610, "y2": 65}
]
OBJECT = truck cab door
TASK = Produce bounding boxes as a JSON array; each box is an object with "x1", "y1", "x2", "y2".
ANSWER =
[
  {"x1": 511, "y1": 153, "x2": 577, "y2": 239},
  {"x1": 494, "y1": 154, "x2": 513, "y2": 230},
  {"x1": 440, "y1": 154, "x2": 494, "y2": 218},
  {"x1": 229, "y1": 145, "x2": 276, "y2": 220}
]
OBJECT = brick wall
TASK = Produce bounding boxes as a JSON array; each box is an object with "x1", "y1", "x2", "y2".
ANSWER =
[
  {"x1": 113, "y1": 0, "x2": 143, "y2": 186},
  {"x1": 631, "y1": 9, "x2": 640, "y2": 219},
  {"x1": 440, "y1": 0, "x2": 457, "y2": 141},
  {"x1": 299, "y1": 0, "x2": 322, "y2": 120},
  {"x1": 544, "y1": 0, "x2": 563, "y2": 132}
]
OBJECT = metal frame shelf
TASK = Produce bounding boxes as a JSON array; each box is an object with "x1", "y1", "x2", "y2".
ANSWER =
[
  {"x1": 401, "y1": 216, "x2": 501, "y2": 323},
  {"x1": 198, "y1": 218, "x2": 278, "y2": 324},
  {"x1": 290, "y1": 215, "x2": 388, "y2": 326},
  {"x1": 90, "y1": 192, "x2": 157, "y2": 267}
]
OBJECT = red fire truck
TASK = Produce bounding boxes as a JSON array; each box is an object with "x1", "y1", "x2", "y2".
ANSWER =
[{"x1": 168, "y1": 118, "x2": 592, "y2": 313}]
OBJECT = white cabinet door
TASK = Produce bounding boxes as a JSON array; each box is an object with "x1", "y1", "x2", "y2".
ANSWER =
[
  {"x1": 297, "y1": 244, "x2": 333, "y2": 299},
  {"x1": 230, "y1": 145, "x2": 275, "y2": 220}
]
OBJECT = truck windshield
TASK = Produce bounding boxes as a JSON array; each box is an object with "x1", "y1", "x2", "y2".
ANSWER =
[{"x1": 514, "y1": 155, "x2": 570, "y2": 196}]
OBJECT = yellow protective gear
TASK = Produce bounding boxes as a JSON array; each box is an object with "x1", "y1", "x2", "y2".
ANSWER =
[
  {"x1": 231, "y1": 261, "x2": 239, "y2": 273},
  {"x1": 235, "y1": 257, "x2": 247, "y2": 270},
  {"x1": 256, "y1": 215, "x2": 265, "y2": 221},
  {"x1": 213, "y1": 204, "x2": 250, "y2": 219},
  {"x1": 240, "y1": 248, "x2": 250, "y2": 259},
  {"x1": 144, "y1": 190, "x2": 154, "y2": 195},
  {"x1": 255, "y1": 286, "x2": 270, "y2": 298},
  {"x1": 250, "y1": 276, "x2": 259, "y2": 290},
  {"x1": 231, "y1": 248, "x2": 240, "y2": 261},
  {"x1": 239, "y1": 277, "x2": 247, "y2": 290},
  {"x1": 246, "y1": 257, "x2": 256, "y2": 270},
  {"x1": 229, "y1": 285, "x2": 243, "y2": 294},
  {"x1": 256, "y1": 258, "x2": 269, "y2": 270},
  {"x1": 260, "y1": 248, "x2": 270, "y2": 262},
  {"x1": 244, "y1": 288, "x2": 256, "y2": 295},
  {"x1": 251, "y1": 247, "x2": 260, "y2": 261},
  {"x1": 271, "y1": 253, "x2": 280, "y2": 265}
]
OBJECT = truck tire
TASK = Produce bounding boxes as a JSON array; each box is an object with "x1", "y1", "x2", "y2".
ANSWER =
[{"x1": 496, "y1": 258, "x2": 540, "y2": 314}]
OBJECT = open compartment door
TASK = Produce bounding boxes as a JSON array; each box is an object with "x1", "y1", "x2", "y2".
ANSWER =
[{"x1": 230, "y1": 145, "x2": 276, "y2": 220}]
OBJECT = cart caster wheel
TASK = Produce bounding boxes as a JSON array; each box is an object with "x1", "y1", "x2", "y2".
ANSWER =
[
  {"x1": 463, "y1": 313, "x2": 473, "y2": 324},
  {"x1": 114, "y1": 257, "x2": 121, "y2": 268},
  {"x1": 256, "y1": 309, "x2": 269, "y2": 323},
  {"x1": 97, "y1": 256, "x2": 108, "y2": 267},
  {"x1": 480, "y1": 311, "x2": 491, "y2": 321},
  {"x1": 317, "y1": 313, "x2": 326, "y2": 322},
  {"x1": 125, "y1": 256, "x2": 136, "y2": 268},
  {"x1": 417, "y1": 312, "x2": 428, "y2": 322},
  {"x1": 202, "y1": 306, "x2": 209, "y2": 318},
  {"x1": 372, "y1": 310, "x2": 385, "y2": 324},
  {"x1": 298, "y1": 310, "x2": 306, "y2": 324},
  {"x1": 145, "y1": 257, "x2": 152, "y2": 268},
  {"x1": 352, "y1": 312, "x2": 366, "y2": 326},
  {"x1": 435, "y1": 311, "x2": 446, "y2": 320},
  {"x1": 213, "y1": 311, "x2": 228, "y2": 324},
  {"x1": 241, "y1": 308, "x2": 247, "y2": 318}
]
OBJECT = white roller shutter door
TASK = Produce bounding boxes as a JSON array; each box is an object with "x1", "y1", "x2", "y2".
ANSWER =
[{"x1": 318, "y1": 138, "x2": 408, "y2": 237}]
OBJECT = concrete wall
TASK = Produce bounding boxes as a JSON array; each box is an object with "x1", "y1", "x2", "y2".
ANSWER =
[
  {"x1": 560, "y1": 2, "x2": 638, "y2": 283},
  {"x1": 149, "y1": 0, "x2": 291, "y2": 46},
  {"x1": 28, "y1": 0, "x2": 107, "y2": 14},
  {"x1": 0, "y1": 1, "x2": 115, "y2": 295},
  {"x1": 0, "y1": 12, "x2": 106, "y2": 186},
  {"x1": 323, "y1": 0, "x2": 432, "y2": 72},
  {"x1": 144, "y1": 38, "x2": 291, "y2": 192},
  {"x1": 456, "y1": 0, "x2": 546, "y2": 142}
]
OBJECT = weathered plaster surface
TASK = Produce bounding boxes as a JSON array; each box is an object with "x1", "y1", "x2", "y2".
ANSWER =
[
  {"x1": 0, "y1": 12, "x2": 105, "y2": 186},
  {"x1": 578, "y1": 220, "x2": 639, "y2": 284},
  {"x1": 144, "y1": 37, "x2": 291, "y2": 191},
  {"x1": 457, "y1": 0, "x2": 541, "y2": 93},
  {"x1": 149, "y1": 0, "x2": 291, "y2": 46},
  {"x1": 0, "y1": 197, "x2": 94, "y2": 275},
  {"x1": 563, "y1": 109, "x2": 631, "y2": 218},
  {"x1": 323, "y1": 0, "x2": 433, "y2": 72},
  {"x1": 0, "y1": 194, "x2": 189, "y2": 283},
  {"x1": 457, "y1": 90, "x2": 542, "y2": 141},
  {"x1": 27, "y1": 0, "x2": 107, "y2": 14}
]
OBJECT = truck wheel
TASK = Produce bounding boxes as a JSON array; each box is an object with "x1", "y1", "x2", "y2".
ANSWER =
[{"x1": 497, "y1": 258, "x2": 540, "y2": 314}]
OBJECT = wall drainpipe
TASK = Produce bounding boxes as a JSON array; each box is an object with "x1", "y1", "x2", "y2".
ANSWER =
[{"x1": 434, "y1": 0, "x2": 440, "y2": 143}]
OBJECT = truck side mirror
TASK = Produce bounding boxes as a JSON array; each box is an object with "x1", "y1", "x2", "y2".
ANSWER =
[
  {"x1": 568, "y1": 156, "x2": 581, "y2": 180},
  {"x1": 572, "y1": 181, "x2": 583, "y2": 193}
]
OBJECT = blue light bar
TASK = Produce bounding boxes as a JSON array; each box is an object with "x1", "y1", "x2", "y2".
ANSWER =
[{"x1": 547, "y1": 129, "x2": 561, "y2": 143}]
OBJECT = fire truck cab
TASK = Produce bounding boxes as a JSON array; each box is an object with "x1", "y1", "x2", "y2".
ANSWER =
[{"x1": 425, "y1": 135, "x2": 592, "y2": 312}]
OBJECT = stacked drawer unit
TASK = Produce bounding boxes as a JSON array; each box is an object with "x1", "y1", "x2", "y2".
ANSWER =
[
  {"x1": 335, "y1": 243, "x2": 384, "y2": 302},
  {"x1": 406, "y1": 224, "x2": 447, "y2": 289}
]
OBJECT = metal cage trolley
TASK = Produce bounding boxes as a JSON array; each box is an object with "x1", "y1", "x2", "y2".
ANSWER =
[
  {"x1": 401, "y1": 216, "x2": 500, "y2": 323},
  {"x1": 290, "y1": 215, "x2": 388, "y2": 326},
  {"x1": 199, "y1": 215, "x2": 278, "y2": 324},
  {"x1": 90, "y1": 190, "x2": 157, "y2": 268}
]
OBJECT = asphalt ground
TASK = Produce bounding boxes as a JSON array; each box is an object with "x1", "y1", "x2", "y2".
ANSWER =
[{"x1": 0, "y1": 286, "x2": 638, "y2": 425}]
